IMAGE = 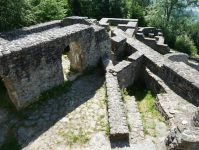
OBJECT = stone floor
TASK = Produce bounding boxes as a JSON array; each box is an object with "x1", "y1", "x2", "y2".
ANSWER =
[
  {"x1": 0, "y1": 55, "x2": 171, "y2": 150},
  {"x1": 0, "y1": 69, "x2": 170, "y2": 150},
  {"x1": 0, "y1": 71, "x2": 108, "y2": 150}
]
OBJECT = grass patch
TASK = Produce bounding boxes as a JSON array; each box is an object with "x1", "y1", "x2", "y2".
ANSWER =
[
  {"x1": 0, "y1": 127, "x2": 21, "y2": 150},
  {"x1": 64, "y1": 127, "x2": 90, "y2": 148},
  {"x1": 83, "y1": 67, "x2": 95, "y2": 75},
  {"x1": 103, "y1": 93, "x2": 107, "y2": 104},
  {"x1": 106, "y1": 122, "x2": 110, "y2": 138},
  {"x1": 127, "y1": 122, "x2": 131, "y2": 131},
  {"x1": 127, "y1": 81, "x2": 168, "y2": 135}
]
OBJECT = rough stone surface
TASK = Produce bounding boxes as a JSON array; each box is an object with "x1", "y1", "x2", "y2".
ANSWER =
[
  {"x1": 105, "y1": 71, "x2": 129, "y2": 140},
  {"x1": 61, "y1": 16, "x2": 96, "y2": 27},
  {"x1": 111, "y1": 60, "x2": 135, "y2": 88},
  {"x1": 0, "y1": 20, "x2": 111, "y2": 110},
  {"x1": 99, "y1": 18, "x2": 138, "y2": 30},
  {"x1": 193, "y1": 107, "x2": 199, "y2": 127}
]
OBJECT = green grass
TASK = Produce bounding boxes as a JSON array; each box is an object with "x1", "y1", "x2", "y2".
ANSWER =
[
  {"x1": 0, "y1": 127, "x2": 21, "y2": 150},
  {"x1": 64, "y1": 127, "x2": 90, "y2": 147},
  {"x1": 127, "y1": 122, "x2": 131, "y2": 131},
  {"x1": 127, "y1": 81, "x2": 168, "y2": 135},
  {"x1": 109, "y1": 26, "x2": 117, "y2": 30},
  {"x1": 106, "y1": 122, "x2": 110, "y2": 138},
  {"x1": 103, "y1": 93, "x2": 107, "y2": 104}
]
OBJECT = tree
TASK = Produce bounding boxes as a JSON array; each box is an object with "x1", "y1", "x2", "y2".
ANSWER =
[
  {"x1": 31, "y1": 0, "x2": 66, "y2": 23},
  {"x1": 157, "y1": 0, "x2": 198, "y2": 27},
  {"x1": 145, "y1": 2, "x2": 198, "y2": 54},
  {"x1": 0, "y1": 0, "x2": 34, "y2": 32},
  {"x1": 110, "y1": 0, "x2": 126, "y2": 18},
  {"x1": 175, "y1": 34, "x2": 197, "y2": 55},
  {"x1": 69, "y1": 0, "x2": 83, "y2": 16},
  {"x1": 130, "y1": 1, "x2": 147, "y2": 26}
]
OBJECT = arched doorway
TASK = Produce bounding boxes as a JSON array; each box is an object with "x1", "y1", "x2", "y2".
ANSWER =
[
  {"x1": 0, "y1": 75, "x2": 19, "y2": 110},
  {"x1": 62, "y1": 41, "x2": 85, "y2": 80}
]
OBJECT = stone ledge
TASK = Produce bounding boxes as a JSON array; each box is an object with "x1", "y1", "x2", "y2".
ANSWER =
[
  {"x1": 118, "y1": 21, "x2": 138, "y2": 31},
  {"x1": 106, "y1": 72, "x2": 129, "y2": 140},
  {"x1": 0, "y1": 20, "x2": 61, "y2": 39},
  {"x1": 125, "y1": 29, "x2": 135, "y2": 37},
  {"x1": 135, "y1": 33, "x2": 170, "y2": 55},
  {"x1": 111, "y1": 36, "x2": 126, "y2": 54},
  {"x1": 60, "y1": 16, "x2": 96, "y2": 27},
  {"x1": 0, "y1": 24, "x2": 92, "y2": 55}
]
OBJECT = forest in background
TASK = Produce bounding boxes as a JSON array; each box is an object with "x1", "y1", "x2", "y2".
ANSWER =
[{"x1": 0, "y1": 0, "x2": 199, "y2": 56}]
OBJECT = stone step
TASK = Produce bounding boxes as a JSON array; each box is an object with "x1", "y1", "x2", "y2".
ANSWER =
[{"x1": 125, "y1": 96, "x2": 145, "y2": 144}]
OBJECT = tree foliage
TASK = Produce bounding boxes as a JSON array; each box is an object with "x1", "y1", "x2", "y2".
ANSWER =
[
  {"x1": 130, "y1": 1, "x2": 147, "y2": 26},
  {"x1": 145, "y1": 2, "x2": 198, "y2": 55}
]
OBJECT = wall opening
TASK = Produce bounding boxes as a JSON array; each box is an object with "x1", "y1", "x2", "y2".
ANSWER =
[
  {"x1": 0, "y1": 76, "x2": 14, "y2": 109},
  {"x1": 62, "y1": 41, "x2": 85, "y2": 80}
]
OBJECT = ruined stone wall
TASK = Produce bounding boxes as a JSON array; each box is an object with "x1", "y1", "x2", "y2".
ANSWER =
[
  {"x1": 61, "y1": 16, "x2": 96, "y2": 27},
  {"x1": 101, "y1": 54, "x2": 129, "y2": 140},
  {"x1": 0, "y1": 21, "x2": 111, "y2": 109},
  {"x1": 135, "y1": 33, "x2": 170, "y2": 54},
  {"x1": 111, "y1": 60, "x2": 135, "y2": 88},
  {"x1": 0, "y1": 20, "x2": 61, "y2": 41},
  {"x1": 99, "y1": 18, "x2": 138, "y2": 30}
]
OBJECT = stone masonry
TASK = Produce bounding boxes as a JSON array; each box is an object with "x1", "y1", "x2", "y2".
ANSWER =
[
  {"x1": 1, "y1": 17, "x2": 199, "y2": 150},
  {"x1": 0, "y1": 17, "x2": 111, "y2": 110},
  {"x1": 102, "y1": 54, "x2": 129, "y2": 140}
]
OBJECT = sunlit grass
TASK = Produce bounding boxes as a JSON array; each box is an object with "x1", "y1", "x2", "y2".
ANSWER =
[{"x1": 127, "y1": 81, "x2": 168, "y2": 135}]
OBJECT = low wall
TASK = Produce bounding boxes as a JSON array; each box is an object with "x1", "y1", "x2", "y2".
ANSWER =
[
  {"x1": 161, "y1": 62, "x2": 199, "y2": 105},
  {"x1": 136, "y1": 33, "x2": 170, "y2": 54},
  {"x1": 138, "y1": 27, "x2": 162, "y2": 36},
  {"x1": 61, "y1": 16, "x2": 96, "y2": 27},
  {"x1": 101, "y1": 55, "x2": 129, "y2": 140},
  {"x1": 0, "y1": 20, "x2": 60, "y2": 40},
  {"x1": 111, "y1": 60, "x2": 135, "y2": 88},
  {"x1": 99, "y1": 18, "x2": 138, "y2": 30}
]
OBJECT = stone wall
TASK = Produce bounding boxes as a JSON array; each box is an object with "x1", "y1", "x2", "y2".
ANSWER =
[
  {"x1": 161, "y1": 62, "x2": 199, "y2": 105},
  {"x1": 138, "y1": 27, "x2": 162, "y2": 36},
  {"x1": 0, "y1": 22, "x2": 111, "y2": 110},
  {"x1": 135, "y1": 33, "x2": 170, "y2": 54},
  {"x1": 111, "y1": 60, "x2": 135, "y2": 88},
  {"x1": 143, "y1": 67, "x2": 199, "y2": 150},
  {"x1": 61, "y1": 16, "x2": 96, "y2": 27},
  {"x1": 101, "y1": 55, "x2": 129, "y2": 140},
  {"x1": 99, "y1": 18, "x2": 138, "y2": 30},
  {"x1": 118, "y1": 22, "x2": 138, "y2": 31},
  {"x1": 0, "y1": 20, "x2": 61, "y2": 41}
]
